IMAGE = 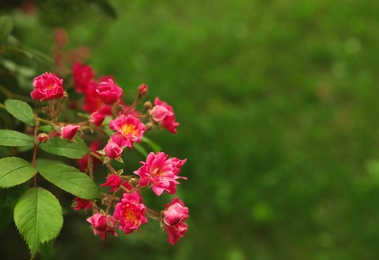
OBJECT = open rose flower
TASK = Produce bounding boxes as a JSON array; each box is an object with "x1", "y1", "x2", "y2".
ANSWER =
[
  {"x1": 151, "y1": 97, "x2": 179, "y2": 134},
  {"x1": 31, "y1": 72, "x2": 65, "y2": 101},
  {"x1": 163, "y1": 198, "x2": 189, "y2": 245},
  {"x1": 96, "y1": 78, "x2": 123, "y2": 105},
  {"x1": 134, "y1": 152, "x2": 187, "y2": 196},
  {"x1": 113, "y1": 191, "x2": 147, "y2": 234},
  {"x1": 109, "y1": 114, "x2": 146, "y2": 149},
  {"x1": 87, "y1": 213, "x2": 118, "y2": 240}
]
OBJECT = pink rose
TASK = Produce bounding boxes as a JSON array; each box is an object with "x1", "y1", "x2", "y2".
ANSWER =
[
  {"x1": 100, "y1": 173, "x2": 122, "y2": 192},
  {"x1": 90, "y1": 112, "x2": 105, "y2": 126},
  {"x1": 152, "y1": 97, "x2": 179, "y2": 134},
  {"x1": 163, "y1": 197, "x2": 189, "y2": 245},
  {"x1": 61, "y1": 124, "x2": 80, "y2": 140},
  {"x1": 113, "y1": 191, "x2": 147, "y2": 234},
  {"x1": 31, "y1": 72, "x2": 65, "y2": 101},
  {"x1": 72, "y1": 62, "x2": 94, "y2": 93},
  {"x1": 134, "y1": 152, "x2": 187, "y2": 196},
  {"x1": 109, "y1": 115, "x2": 146, "y2": 149},
  {"x1": 96, "y1": 79, "x2": 123, "y2": 105},
  {"x1": 87, "y1": 213, "x2": 118, "y2": 240},
  {"x1": 72, "y1": 197, "x2": 92, "y2": 211},
  {"x1": 104, "y1": 142, "x2": 123, "y2": 159}
]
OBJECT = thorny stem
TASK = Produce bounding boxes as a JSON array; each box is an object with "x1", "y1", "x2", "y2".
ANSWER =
[{"x1": 146, "y1": 208, "x2": 161, "y2": 220}]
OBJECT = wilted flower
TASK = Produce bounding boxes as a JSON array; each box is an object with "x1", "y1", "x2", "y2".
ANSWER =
[{"x1": 87, "y1": 213, "x2": 118, "y2": 240}]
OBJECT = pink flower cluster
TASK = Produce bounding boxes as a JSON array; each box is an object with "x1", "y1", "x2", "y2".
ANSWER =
[{"x1": 30, "y1": 61, "x2": 188, "y2": 245}]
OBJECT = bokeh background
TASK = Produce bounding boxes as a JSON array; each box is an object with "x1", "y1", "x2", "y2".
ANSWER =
[{"x1": 1, "y1": 0, "x2": 379, "y2": 259}]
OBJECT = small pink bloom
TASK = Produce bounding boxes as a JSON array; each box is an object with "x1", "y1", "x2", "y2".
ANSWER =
[
  {"x1": 151, "y1": 105, "x2": 169, "y2": 122},
  {"x1": 96, "y1": 79, "x2": 123, "y2": 105},
  {"x1": 77, "y1": 141, "x2": 101, "y2": 172},
  {"x1": 166, "y1": 222, "x2": 188, "y2": 245},
  {"x1": 152, "y1": 97, "x2": 179, "y2": 134},
  {"x1": 87, "y1": 213, "x2": 118, "y2": 240},
  {"x1": 90, "y1": 112, "x2": 105, "y2": 126},
  {"x1": 163, "y1": 198, "x2": 189, "y2": 245},
  {"x1": 72, "y1": 197, "x2": 92, "y2": 211},
  {"x1": 104, "y1": 141, "x2": 123, "y2": 159},
  {"x1": 31, "y1": 72, "x2": 65, "y2": 101},
  {"x1": 138, "y1": 84, "x2": 148, "y2": 97},
  {"x1": 100, "y1": 174, "x2": 122, "y2": 192},
  {"x1": 163, "y1": 198, "x2": 189, "y2": 226},
  {"x1": 61, "y1": 124, "x2": 80, "y2": 140},
  {"x1": 72, "y1": 62, "x2": 95, "y2": 93},
  {"x1": 134, "y1": 152, "x2": 187, "y2": 196},
  {"x1": 109, "y1": 115, "x2": 146, "y2": 149},
  {"x1": 113, "y1": 191, "x2": 147, "y2": 234}
]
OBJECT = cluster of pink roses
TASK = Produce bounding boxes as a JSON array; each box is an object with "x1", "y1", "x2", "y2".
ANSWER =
[{"x1": 31, "y1": 67, "x2": 189, "y2": 245}]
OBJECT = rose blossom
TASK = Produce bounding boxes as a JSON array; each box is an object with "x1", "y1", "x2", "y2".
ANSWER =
[
  {"x1": 104, "y1": 141, "x2": 123, "y2": 159},
  {"x1": 72, "y1": 197, "x2": 92, "y2": 211},
  {"x1": 90, "y1": 112, "x2": 105, "y2": 126},
  {"x1": 100, "y1": 173, "x2": 122, "y2": 192},
  {"x1": 151, "y1": 97, "x2": 179, "y2": 133},
  {"x1": 87, "y1": 213, "x2": 118, "y2": 240},
  {"x1": 134, "y1": 152, "x2": 187, "y2": 196},
  {"x1": 113, "y1": 191, "x2": 147, "y2": 234},
  {"x1": 31, "y1": 72, "x2": 65, "y2": 101},
  {"x1": 72, "y1": 62, "x2": 94, "y2": 93},
  {"x1": 163, "y1": 198, "x2": 189, "y2": 245},
  {"x1": 138, "y1": 83, "x2": 148, "y2": 97},
  {"x1": 96, "y1": 78, "x2": 123, "y2": 105},
  {"x1": 61, "y1": 124, "x2": 80, "y2": 140},
  {"x1": 109, "y1": 114, "x2": 146, "y2": 149}
]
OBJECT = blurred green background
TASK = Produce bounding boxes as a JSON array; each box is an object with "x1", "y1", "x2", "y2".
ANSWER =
[{"x1": 2, "y1": 0, "x2": 379, "y2": 259}]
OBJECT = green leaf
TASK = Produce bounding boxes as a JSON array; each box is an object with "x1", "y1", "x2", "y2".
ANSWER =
[
  {"x1": 36, "y1": 159, "x2": 99, "y2": 199},
  {"x1": 0, "y1": 15, "x2": 13, "y2": 44},
  {"x1": 38, "y1": 125, "x2": 54, "y2": 132},
  {"x1": 0, "y1": 157, "x2": 36, "y2": 188},
  {"x1": 0, "y1": 129, "x2": 34, "y2": 147},
  {"x1": 14, "y1": 187, "x2": 63, "y2": 258},
  {"x1": 86, "y1": 0, "x2": 117, "y2": 19},
  {"x1": 141, "y1": 136, "x2": 161, "y2": 152},
  {"x1": 5, "y1": 99, "x2": 35, "y2": 126},
  {"x1": 134, "y1": 143, "x2": 148, "y2": 157},
  {"x1": 39, "y1": 137, "x2": 90, "y2": 159}
]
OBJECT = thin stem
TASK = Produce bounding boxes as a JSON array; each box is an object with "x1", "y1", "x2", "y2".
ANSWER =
[{"x1": 32, "y1": 114, "x2": 40, "y2": 187}]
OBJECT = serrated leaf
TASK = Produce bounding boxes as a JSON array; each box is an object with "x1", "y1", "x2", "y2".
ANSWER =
[
  {"x1": 36, "y1": 159, "x2": 99, "y2": 199},
  {"x1": 5, "y1": 99, "x2": 35, "y2": 126},
  {"x1": 39, "y1": 137, "x2": 90, "y2": 159},
  {"x1": 0, "y1": 129, "x2": 34, "y2": 147},
  {"x1": 0, "y1": 15, "x2": 13, "y2": 44},
  {"x1": 0, "y1": 157, "x2": 36, "y2": 188},
  {"x1": 14, "y1": 187, "x2": 63, "y2": 258}
]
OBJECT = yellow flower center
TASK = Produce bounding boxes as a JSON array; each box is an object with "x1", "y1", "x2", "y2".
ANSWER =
[{"x1": 120, "y1": 124, "x2": 138, "y2": 136}]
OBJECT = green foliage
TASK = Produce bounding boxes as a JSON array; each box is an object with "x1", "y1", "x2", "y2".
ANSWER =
[
  {"x1": 0, "y1": 15, "x2": 13, "y2": 44},
  {"x1": 4, "y1": 99, "x2": 35, "y2": 126},
  {"x1": 39, "y1": 137, "x2": 90, "y2": 159},
  {"x1": 13, "y1": 187, "x2": 63, "y2": 258},
  {"x1": 0, "y1": 129, "x2": 34, "y2": 147},
  {"x1": 36, "y1": 159, "x2": 99, "y2": 199},
  {"x1": 0, "y1": 157, "x2": 36, "y2": 188}
]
